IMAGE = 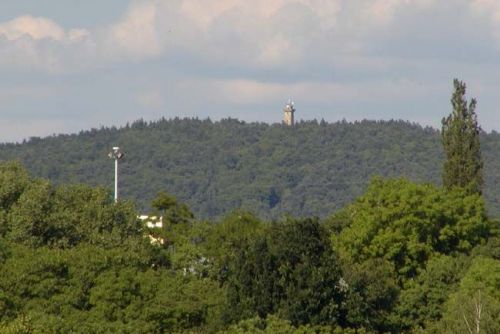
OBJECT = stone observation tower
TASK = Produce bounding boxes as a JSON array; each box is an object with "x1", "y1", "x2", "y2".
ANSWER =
[{"x1": 283, "y1": 99, "x2": 295, "y2": 126}]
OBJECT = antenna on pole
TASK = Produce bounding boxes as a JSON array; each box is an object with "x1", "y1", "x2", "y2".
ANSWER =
[{"x1": 108, "y1": 146, "x2": 124, "y2": 202}]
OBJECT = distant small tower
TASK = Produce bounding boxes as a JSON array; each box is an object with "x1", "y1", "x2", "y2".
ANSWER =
[{"x1": 283, "y1": 99, "x2": 295, "y2": 126}]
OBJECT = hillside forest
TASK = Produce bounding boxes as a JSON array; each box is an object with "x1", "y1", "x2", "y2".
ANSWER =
[
  {"x1": 1, "y1": 119, "x2": 500, "y2": 219},
  {"x1": 0, "y1": 80, "x2": 498, "y2": 333}
]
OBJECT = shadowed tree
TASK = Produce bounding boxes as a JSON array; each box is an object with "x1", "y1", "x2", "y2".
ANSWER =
[{"x1": 224, "y1": 218, "x2": 345, "y2": 327}]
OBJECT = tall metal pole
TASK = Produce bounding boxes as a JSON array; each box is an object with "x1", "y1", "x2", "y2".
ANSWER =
[
  {"x1": 115, "y1": 158, "x2": 118, "y2": 202},
  {"x1": 109, "y1": 147, "x2": 124, "y2": 203}
]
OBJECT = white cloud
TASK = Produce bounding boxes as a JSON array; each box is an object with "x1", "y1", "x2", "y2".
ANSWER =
[
  {"x1": 256, "y1": 35, "x2": 294, "y2": 66},
  {"x1": 367, "y1": 0, "x2": 407, "y2": 25},
  {"x1": 0, "y1": 0, "x2": 346, "y2": 72},
  {"x1": 107, "y1": 1, "x2": 161, "y2": 58},
  {"x1": 0, "y1": 1, "x2": 164, "y2": 71},
  {"x1": 68, "y1": 29, "x2": 90, "y2": 41},
  {"x1": 0, "y1": 0, "x2": 453, "y2": 72},
  {"x1": 0, "y1": 15, "x2": 66, "y2": 41},
  {"x1": 470, "y1": 0, "x2": 500, "y2": 45},
  {"x1": 471, "y1": 0, "x2": 500, "y2": 20},
  {"x1": 0, "y1": 15, "x2": 93, "y2": 71},
  {"x1": 179, "y1": 0, "x2": 239, "y2": 29},
  {"x1": 3, "y1": 0, "x2": 500, "y2": 142}
]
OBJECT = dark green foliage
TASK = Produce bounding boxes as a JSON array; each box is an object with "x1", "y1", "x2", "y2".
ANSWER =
[
  {"x1": 152, "y1": 191, "x2": 194, "y2": 225},
  {"x1": 0, "y1": 119, "x2": 448, "y2": 219},
  {"x1": 0, "y1": 162, "x2": 30, "y2": 237},
  {"x1": 203, "y1": 211, "x2": 264, "y2": 283},
  {"x1": 152, "y1": 191, "x2": 178, "y2": 212},
  {"x1": 341, "y1": 259, "x2": 399, "y2": 332},
  {"x1": 3, "y1": 118, "x2": 500, "y2": 218},
  {"x1": 442, "y1": 79, "x2": 483, "y2": 194},
  {"x1": 225, "y1": 218, "x2": 344, "y2": 327},
  {"x1": 0, "y1": 244, "x2": 224, "y2": 333},
  {"x1": 220, "y1": 315, "x2": 373, "y2": 334}
]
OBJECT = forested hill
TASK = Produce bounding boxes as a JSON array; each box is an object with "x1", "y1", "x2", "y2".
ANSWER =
[{"x1": 1, "y1": 118, "x2": 500, "y2": 218}]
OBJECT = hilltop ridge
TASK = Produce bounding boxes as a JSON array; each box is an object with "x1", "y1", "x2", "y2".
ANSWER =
[{"x1": 1, "y1": 117, "x2": 500, "y2": 218}]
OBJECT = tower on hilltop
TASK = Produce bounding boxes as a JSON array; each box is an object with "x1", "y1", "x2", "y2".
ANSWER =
[{"x1": 283, "y1": 99, "x2": 295, "y2": 126}]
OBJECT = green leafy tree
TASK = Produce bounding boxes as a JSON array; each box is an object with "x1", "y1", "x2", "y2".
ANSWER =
[
  {"x1": 341, "y1": 259, "x2": 399, "y2": 332},
  {"x1": 219, "y1": 315, "x2": 373, "y2": 334},
  {"x1": 204, "y1": 211, "x2": 264, "y2": 282},
  {"x1": 152, "y1": 191, "x2": 193, "y2": 225},
  {"x1": 225, "y1": 218, "x2": 345, "y2": 327},
  {"x1": 48, "y1": 184, "x2": 142, "y2": 248},
  {"x1": 431, "y1": 256, "x2": 500, "y2": 334},
  {"x1": 7, "y1": 179, "x2": 53, "y2": 247},
  {"x1": 6, "y1": 180, "x2": 143, "y2": 249},
  {"x1": 0, "y1": 162, "x2": 30, "y2": 237},
  {"x1": 393, "y1": 254, "x2": 469, "y2": 332},
  {"x1": 0, "y1": 245, "x2": 71, "y2": 330},
  {"x1": 0, "y1": 164, "x2": 224, "y2": 333},
  {"x1": 472, "y1": 235, "x2": 500, "y2": 260},
  {"x1": 442, "y1": 79, "x2": 483, "y2": 194},
  {"x1": 334, "y1": 178, "x2": 491, "y2": 279},
  {"x1": 149, "y1": 191, "x2": 204, "y2": 273}
]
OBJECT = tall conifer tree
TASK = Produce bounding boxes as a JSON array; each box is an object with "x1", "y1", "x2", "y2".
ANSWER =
[{"x1": 441, "y1": 79, "x2": 483, "y2": 194}]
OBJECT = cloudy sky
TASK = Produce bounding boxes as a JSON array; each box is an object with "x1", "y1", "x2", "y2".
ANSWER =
[{"x1": 1, "y1": 0, "x2": 500, "y2": 142}]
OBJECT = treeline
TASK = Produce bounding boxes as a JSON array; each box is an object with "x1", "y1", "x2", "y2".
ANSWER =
[
  {"x1": 3, "y1": 117, "x2": 500, "y2": 219},
  {"x1": 2, "y1": 117, "x2": 500, "y2": 219},
  {"x1": 0, "y1": 161, "x2": 498, "y2": 333}
]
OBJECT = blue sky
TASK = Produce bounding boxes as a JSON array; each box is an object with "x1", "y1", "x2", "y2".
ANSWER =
[{"x1": 1, "y1": 0, "x2": 500, "y2": 142}]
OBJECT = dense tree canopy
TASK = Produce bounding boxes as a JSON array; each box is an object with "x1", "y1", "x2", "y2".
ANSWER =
[
  {"x1": 332, "y1": 178, "x2": 491, "y2": 278},
  {"x1": 224, "y1": 218, "x2": 344, "y2": 327},
  {"x1": 431, "y1": 256, "x2": 500, "y2": 334},
  {"x1": 0, "y1": 160, "x2": 498, "y2": 333},
  {"x1": 8, "y1": 118, "x2": 500, "y2": 219},
  {"x1": 0, "y1": 162, "x2": 224, "y2": 333},
  {"x1": 2, "y1": 118, "x2": 500, "y2": 218}
]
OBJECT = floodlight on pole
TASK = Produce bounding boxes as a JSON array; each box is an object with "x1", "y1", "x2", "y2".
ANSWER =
[{"x1": 108, "y1": 146, "x2": 124, "y2": 202}]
